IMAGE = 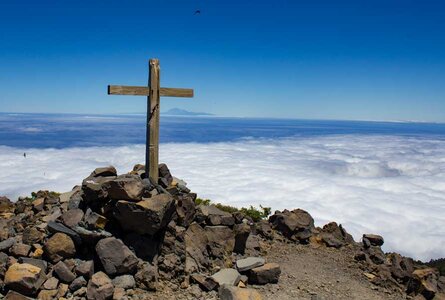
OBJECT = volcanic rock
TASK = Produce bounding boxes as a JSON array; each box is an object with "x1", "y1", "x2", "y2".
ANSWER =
[
  {"x1": 197, "y1": 205, "x2": 235, "y2": 226},
  {"x1": 42, "y1": 277, "x2": 59, "y2": 290},
  {"x1": 135, "y1": 262, "x2": 158, "y2": 291},
  {"x1": 234, "y1": 223, "x2": 251, "y2": 254},
  {"x1": 249, "y1": 263, "x2": 281, "y2": 285},
  {"x1": 190, "y1": 274, "x2": 218, "y2": 291},
  {"x1": 60, "y1": 209, "x2": 84, "y2": 228},
  {"x1": 43, "y1": 232, "x2": 76, "y2": 263},
  {"x1": 21, "y1": 228, "x2": 44, "y2": 245},
  {"x1": 205, "y1": 225, "x2": 235, "y2": 259},
  {"x1": 9, "y1": 243, "x2": 31, "y2": 258},
  {"x1": 269, "y1": 209, "x2": 314, "y2": 243},
  {"x1": 46, "y1": 221, "x2": 81, "y2": 245},
  {"x1": 86, "y1": 271, "x2": 114, "y2": 300},
  {"x1": 175, "y1": 193, "x2": 196, "y2": 227},
  {"x1": 219, "y1": 285, "x2": 263, "y2": 300},
  {"x1": 320, "y1": 222, "x2": 354, "y2": 248},
  {"x1": 363, "y1": 234, "x2": 384, "y2": 247},
  {"x1": 95, "y1": 237, "x2": 138, "y2": 276},
  {"x1": 69, "y1": 276, "x2": 87, "y2": 291},
  {"x1": 92, "y1": 166, "x2": 117, "y2": 178},
  {"x1": 17, "y1": 258, "x2": 47, "y2": 273},
  {"x1": 105, "y1": 174, "x2": 144, "y2": 201},
  {"x1": 112, "y1": 274, "x2": 135, "y2": 289},
  {"x1": 211, "y1": 268, "x2": 241, "y2": 286},
  {"x1": 114, "y1": 194, "x2": 175, "y2": 235},
  {"x1": 4, "y1": 263, "x2": 45, "y2": 296},
  {"x1": 184, "y1": 223, "x2": 210, "y2": 273},
  {"x1": 158, "y1": 163, "x2": 173, "y2": 187},
  {"x1": 236, "y1": 257, "x2": 265, "y2": 272},
  {"x1": 75, "y1": 260, "x2": 94, "y2": 279},
  {"x1": 0, "y1": 196, "x2": 14, "y2": 214},
  {"x1": 53, "y1": 261, "x2": 76, "y2": 283}
]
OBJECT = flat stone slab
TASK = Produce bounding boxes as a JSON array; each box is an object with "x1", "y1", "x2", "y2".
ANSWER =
[
  {"x1": 211, "y1": 268, "x2": 241, "y2": 286},
  {"x1": 236, "y1": 257, "x2": 265, "y2": 272}
]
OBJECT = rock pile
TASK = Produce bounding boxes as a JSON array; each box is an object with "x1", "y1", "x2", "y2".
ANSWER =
[
  {"x1": 0, "y1": 164, "x2": 443, "y2": 300},
  {"x1": 0, "y1": 165, "x2": 281, "y2": 300}
]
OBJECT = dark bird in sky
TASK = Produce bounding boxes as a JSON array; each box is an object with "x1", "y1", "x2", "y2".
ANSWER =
[
  {"x1": 194, "y1": 10, "x2": 201, "y2": 15},
  {"x1": 23, "y1": 152, "x2": 26, "y2": 158}
]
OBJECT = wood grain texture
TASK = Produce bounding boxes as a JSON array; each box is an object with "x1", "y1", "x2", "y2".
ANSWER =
[
  {"x1": 108, "y1": 85, "x2": 149, "y2": 96},
  {"x1": 147, "y1": 59, "x2": 160, "y2": 182},
  {"x1": 108, "y1": 85, "x2": 193, "y2": 97}
]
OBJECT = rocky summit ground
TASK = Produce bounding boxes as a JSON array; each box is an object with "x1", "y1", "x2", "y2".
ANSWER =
[{"x1": 0, "y1": 164, "x2": 443, "y2": 300}]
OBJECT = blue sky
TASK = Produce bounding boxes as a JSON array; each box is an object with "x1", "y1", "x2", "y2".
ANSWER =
[{"x1": 1, "y1": 0, "x2": 444, "y2": 121}]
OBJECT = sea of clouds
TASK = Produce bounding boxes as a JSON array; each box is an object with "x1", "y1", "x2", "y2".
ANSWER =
[{"x1": 1, "y1": 134, "x2": 444, "y2": 261}]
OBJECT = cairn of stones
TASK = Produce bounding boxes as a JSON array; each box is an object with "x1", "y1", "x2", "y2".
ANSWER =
[{"x1": 0, "y1": 163, "x2": 443, "y2": 299}]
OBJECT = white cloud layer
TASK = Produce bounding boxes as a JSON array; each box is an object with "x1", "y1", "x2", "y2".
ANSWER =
[{"x1": 1, "y1": 135, "x2": 444, "y2": 261}]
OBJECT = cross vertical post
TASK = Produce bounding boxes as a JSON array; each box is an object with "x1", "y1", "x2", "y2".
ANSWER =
[
  {"x1": 147, "y1": 59, "x2": 160, "y2": 182},
  {"x1": 107, "y1": 59, "x2": 194, "y2": 183}
]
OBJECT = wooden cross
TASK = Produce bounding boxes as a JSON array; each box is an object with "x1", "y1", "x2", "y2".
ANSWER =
[{"x1": 107, "y1": 58, "x2": 194, "y2": 182}]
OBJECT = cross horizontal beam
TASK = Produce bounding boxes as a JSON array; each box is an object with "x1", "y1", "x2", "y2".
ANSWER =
[{"x1": 108, "y1": 85, "x2": 194, "y2": 97}]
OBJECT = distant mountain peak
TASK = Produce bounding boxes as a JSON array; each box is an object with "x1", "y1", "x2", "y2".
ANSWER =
[{"x1": 162, "y1": 108, "x2": 213, "y2": 116}]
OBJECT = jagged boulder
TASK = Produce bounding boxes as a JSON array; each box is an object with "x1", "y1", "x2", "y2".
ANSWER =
[
  {"x1": 197, "y1": 205, "x2": 235, "y2": 226},
  {"x1": 92, "y1": 166, "x2": 117, "y2": 178},
  {"x1": 407, "y1": 268, "x2": 440, "y2": 300},
  {"x1": 175, "y1": 193, "x2": 196, "y2": 227},
  {"x1": 95, "y1": 237, "x2": 138, "y2": 276},
  {"x1": 0, "y1": 196, "x2": 14, "y2": 214},
  {"x1": 104, "y1": 174, "x2": 144, "y2": 201},
  {"x1": 184, "y1": 223, "x2": 210, "y2": 273},
  {"x1": 114, "y1": 194, "x2": 175, "y2": 235},
  {"x1": 363, "y1": 234, "x2": 384, "y2": 247},
  {"x1": 135, "y1": 262, "x2": 158, "y2": 291},
  {"x1": 43, "y1": 233, "x2": 76, "y2": 263},
  {"x1": 319, "y1": 222, "x2": 354, "y2": 248},
  {"x1": 4, "y1": 263, "x2": 46, "y2": 296},
  {"x1": 248, "y1": 263, "x2": 281, "y2": 285},
  {"x1": 86, "y1": 271, "x2": 114, "y2": 300},
  {"x1": 205, "y1": 226, "x2": 235, "y2": 259},
  {"x1": 60, "y1": 209, "x2": 84, "y2": 228},
  {"x1": 269, "y1": 209, "x2": 314, "y2": 243},
  {"x1": 158, "y1": 163, "x2": 173, "y2": 187}
]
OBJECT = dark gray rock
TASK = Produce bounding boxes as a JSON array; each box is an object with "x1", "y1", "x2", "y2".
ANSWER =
[
  {"x1": 236, "y1": 257, "x2": 265, "y2": 272},
  {"x1": 86, "y1": 271, "x2": 114, "y2": 300},
  {"x1": 158, "y1": 164, "x2": 173, "y2": 187},
  {"x1": 135, "y1": 262, "x2": 158, "y2": 291},
  {"x1": 95, "y1": 237, "x2": 138, "y2": 276},
  {"x1": 92, "y1": 166, "x2": 117, "y2": 177},
  {"x1": 112, "y1": 274, "x2": 135, "y2": 289},
  {"x1": 114, "y1": 194, "x2": 175, "y2": 235},
  {"x1": 0, "y1": 238, "x2": 16, "y2": 252},
  {"x1": 10, "y1": 243, "x2": 31, "y2": 257},
  {"x1": 269, "y1": 209, "x2": 314, "y2": 243},
  {"x1": 249, "y1": 263, "x2": 281, "y2": 284},
  {"x1": 75, "y1": 260, "x2": 94, "y2": 279},
  {"x1": 363, "y1": 234, "x2": 384, "y2": 247},
  {"x1": 47, "y1": 221, "x2": 81, "y2": 245},
  {"x1": 197, "y1": 205, "x2": 235, "y2": 226},
  {"x1": 190, "y1": 274, "x2": 218, "y2": 291},
  {"x1": 175, "y1": 193, "x2": 196, "y2": 227},
  {"x1": 104, "y1": 174, "x2": 144, "y2": 201},
  {"x1": 205, "y1": 226, "x2": 235, "y2": 259},
  {"x1": 211, "y1": 269, "x2": 241, "y2": 286},
  {"x1": 60, "y1": 209, "x2": 84, "y2": 228},
  {"x1": 54, "y1": 261, "x2": 76, "y2": 283},
  {"x1": 22, "y1": 227, "x2": 44, "y2": 245},
  {"x1": 69, "y1": 276, "x2": 87, "y2": 291},
  {"x1": 234, "y1": 223, "x2": 251, "y2": 254}
]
